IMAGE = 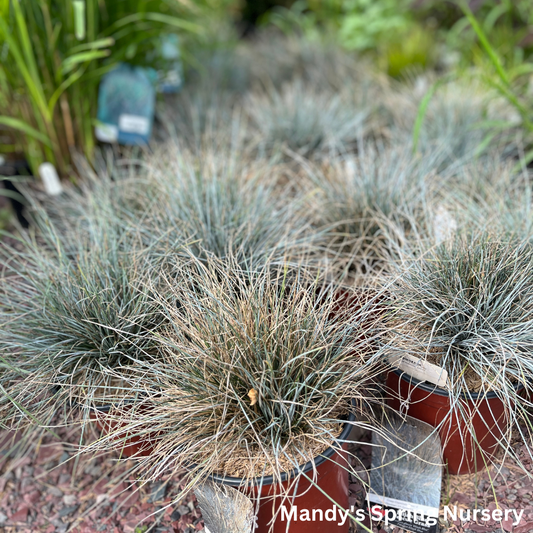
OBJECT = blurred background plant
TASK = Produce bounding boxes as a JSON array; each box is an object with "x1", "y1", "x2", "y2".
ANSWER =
[
  {"x1": 262, "y1": 0, "x2": 533, "y2": 79},
  {"x1": 264, "y1": 0, "x2": 438, "y2": 77},
  {"x1": 0, "y1": 0, "x2": 236, "y2": 179},
  {"x1": 2, "y1": 0, "x2": 532, "y2": 184},
  {"x1": 458, "y1": 1, "x2": 533, "y2": 166},
  {"x1": 1, "y1": 0, "x2": 533, "y2": 525},
  {"x1": 246, "y1": 79, "x2": 370, "y2": 158}
]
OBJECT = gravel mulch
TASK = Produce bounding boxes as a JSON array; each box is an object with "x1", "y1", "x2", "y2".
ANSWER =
[{"x1": 0, "y1": 426, "x2": 203, "y2": 533}]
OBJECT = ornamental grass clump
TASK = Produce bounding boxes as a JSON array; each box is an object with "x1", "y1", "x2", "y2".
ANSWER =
[
  {"x1": 442, "y1": 157, "x2": 533, "y2": 240},
  {"x1": 387, "y1": 80, "x2": 513, "y2": 173},
  {"x1": 41, "y1": 135, "x2": 309, "y2": 272},
  {"x1": 144, "y1": 144, "x2": 311, "y2": 270},
  {"x1": 0, "y1": 349, "x2": 30, "y2": 429},
  {"x1": 305, "y1": 143, "x2": 430, "y2": 280},
  {"x1": 0, "y1": 206, "x2": 167, "y2": 414},
  {"x1": 247, "y1": 80, "x2": 369, "y2": 158},
  {"x1": 93, "y1": 257, "x2": 384, "y2": 492},
  {"x1": 388, "y1": 232, "x2": 533, "y2": 464}
]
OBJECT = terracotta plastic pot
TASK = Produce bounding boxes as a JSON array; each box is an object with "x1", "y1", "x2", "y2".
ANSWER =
[
  {"x1": 90, "y1": 403, "x2": 156, "y2": 458},
  {"x1": 209, "y1": 411, "x2": 355, "y2": 533},
  {"x1": 329, "y1": 287, "x2": 386, "y2": 321},
  {"x1": 386, "y1": 369, "x2": 517, "y2": 475}
]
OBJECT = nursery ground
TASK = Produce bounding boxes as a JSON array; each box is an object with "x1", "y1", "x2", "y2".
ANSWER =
[{"x1": 0, "y1": 425, "x2": 532, "y2": 533}]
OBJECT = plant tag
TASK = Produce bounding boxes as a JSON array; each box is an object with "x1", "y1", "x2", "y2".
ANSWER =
[
  {"x1": 95, "y1": 123, "x2": 118, "y2": 143},
  {"x1": 367, "y1": 408, "x2": 442, "y2": 533},
  {"x1": 96, "y1": 63, "x2": 155, "y2": 146},
  {"x1": 38, "y1": 163, "x2": 63, "y2": 196},
  {"x1": 194, "y1": 480, "x2": 255, "y2": 533},
  {"x1": 389, "y1": 354, "x2": 448, "y2": 389},
  {"x1": 118, "y1": 114, "x2": 150, "y2": 135},
  {"x1": 73, "y1": 0, "x2": 86, "y2": 41}
]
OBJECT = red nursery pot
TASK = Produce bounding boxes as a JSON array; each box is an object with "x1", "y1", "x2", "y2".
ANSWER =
[
  {"x1": 329, "y1": 288, "x2": 387, "y2": 322},
  {"x1": 209, "y1": 412, "x2": 355, "y2": 533},
  {"x1": 90, "y1": 404, "x2": 156, "y2": 458},
  {"x1": 386, "y1": 370, "x2": 515, "y2": 475}
]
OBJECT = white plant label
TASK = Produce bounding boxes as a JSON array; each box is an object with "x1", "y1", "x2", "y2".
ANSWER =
[
  {"x1": 389, "y1": 354, "x2": 448, "y2": 389},
  {"x1": 95, "y1": 123, "x2": 118, "y2": 143},
  {"x1": 118, "y1": 114, "x2": 149, "y2": 135},
  {"x1": 433, "y1": 204, "x2": 457, "y2": 245},
  {"x1": 368, "y1": 493, "x2": 439, "y2": 518},
  {"x1": 39, "y1": 163, "x2": 63, "y2": 196}
]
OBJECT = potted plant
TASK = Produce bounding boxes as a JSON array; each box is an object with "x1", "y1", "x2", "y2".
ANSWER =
[
  {"x1": 142, "y1": 145, "x2": 312, "y2": 271},
  {"x1": 90, "y1": 256, "x2": 384, "y2": 532},
  {"x1": 0, "y1": 199, "x2": 169, "y2": 452},
  {"x1": 385, "y1": 231, "x2": 533, "y2": 474},
  {"x1": 303, "y1": 143, "x2": 430, "y2": 284},
  {"x1": 0, "y1": 146, "x2": 315, "y2": 456},
  {"x1": 246, "y1": 79, "x2": 370, "y2": 159}
]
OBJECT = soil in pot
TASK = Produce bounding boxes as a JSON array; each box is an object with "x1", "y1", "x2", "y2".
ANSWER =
[{"x1": 386, "y1": 369, "x2": 517, "y2": 475}]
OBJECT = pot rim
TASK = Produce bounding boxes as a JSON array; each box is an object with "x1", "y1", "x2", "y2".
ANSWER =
[
  {"x1": 391, "y1": 368, "x2": 524, "y2": 400},
  {"x1": 208, "y1": 406, "x2": 356, "y2": 488},
  {"x1": 90, "y1": 400, "x2": 138, "y2": 412}
]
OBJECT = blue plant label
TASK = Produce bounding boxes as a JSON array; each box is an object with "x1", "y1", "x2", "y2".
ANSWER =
[{"x1": 95, "y1": 63, "x2": 155, "y2": 146}]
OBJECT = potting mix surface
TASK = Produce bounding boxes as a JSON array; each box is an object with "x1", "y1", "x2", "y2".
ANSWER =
[{"x1": 0, "y1": 422, "x2": 531, "y2": 533}]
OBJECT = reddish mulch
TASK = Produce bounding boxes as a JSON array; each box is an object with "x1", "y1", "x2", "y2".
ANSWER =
[
  {"x1": 0, "y1": 426, "x2": 204, "y2": 533},
  {"x1": 0, "y1": 422, "x2": 532, "y2": 533}
]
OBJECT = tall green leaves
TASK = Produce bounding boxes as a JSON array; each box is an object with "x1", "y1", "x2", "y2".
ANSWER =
[
  {"x1": 458, "y1": 1, "x2": 533, "y2": 166},
  {"x1": 0, "y1": 0, "x2": 202, "y2": 178}
]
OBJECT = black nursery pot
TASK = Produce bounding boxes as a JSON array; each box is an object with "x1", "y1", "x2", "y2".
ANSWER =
[{"x1": 0, "y1": 158, "x2": 30, "y2": 228}]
